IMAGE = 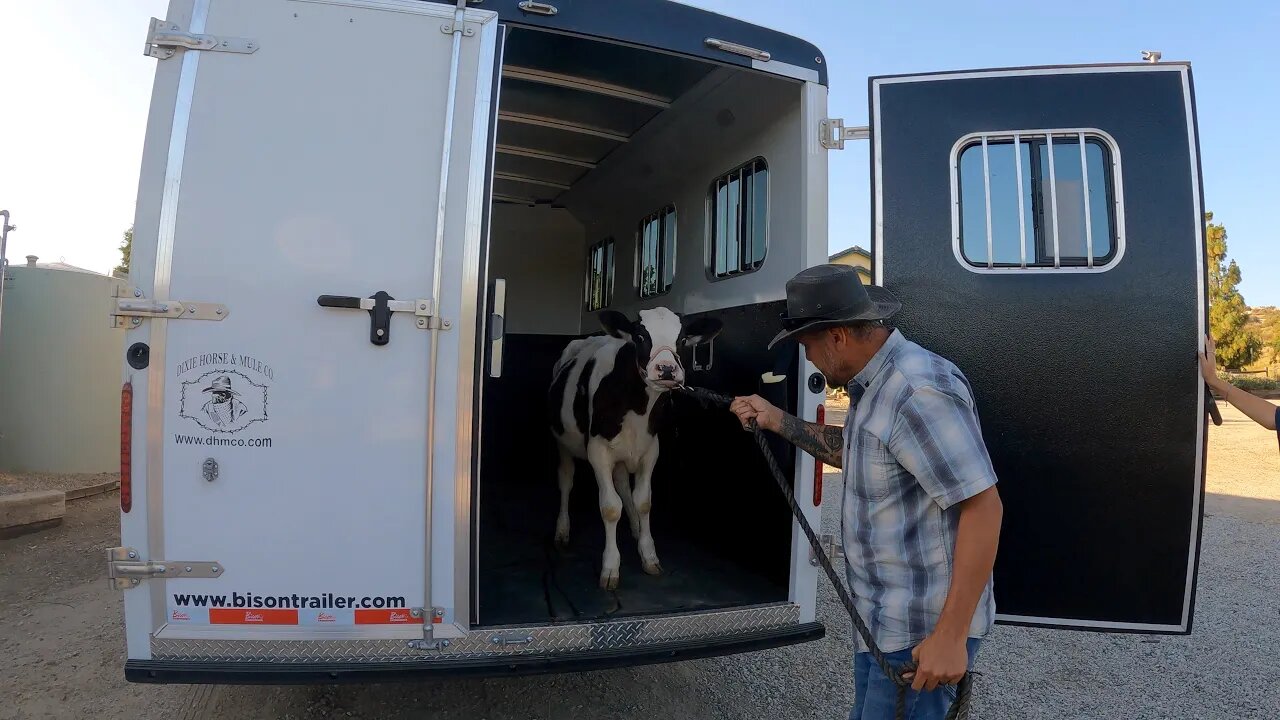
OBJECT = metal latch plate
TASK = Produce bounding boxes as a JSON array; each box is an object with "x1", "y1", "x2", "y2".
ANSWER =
[
  {"x1": 145, "y1": 17, "x2": 258, "y2": 60},
  {"x1": 819, "y1": 118, "x2": 870, "y2": 150},
  {"x1": 106, "y1": 547, "x2": 224, "y2": 589},
  {"x1": 111, "y1": 284, "x2": 228, "y2": 328}
]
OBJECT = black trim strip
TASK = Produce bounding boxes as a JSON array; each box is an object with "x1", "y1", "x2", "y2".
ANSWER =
[
  {"x1": 125, "y1": 623, "x2": 824, "y2": 685},
  {"x1": 423, "y1": 0, "x2": 827, "y2": 86}
]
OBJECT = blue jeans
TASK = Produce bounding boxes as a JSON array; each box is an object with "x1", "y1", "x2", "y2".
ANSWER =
[{"x1": 849, "y1": 638, "x2": 982, "y2": 720}]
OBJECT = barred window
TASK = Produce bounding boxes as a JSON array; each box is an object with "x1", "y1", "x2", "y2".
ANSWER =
[
  {"x1": 709, "y1": 158, "x2": 768, "y2": 278},
  {"x1": 585, "y1": 238, "x2": 615, "y2": 311},
  {"x1": 954, "y1": 130, "x2": 1123, "y2": 271},
  {"x1": 637, "y1": 205, "x2": 676, "y2": 298}
]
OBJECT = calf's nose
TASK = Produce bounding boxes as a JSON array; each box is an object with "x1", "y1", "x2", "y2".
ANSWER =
[{"x1": 656, "y1": 364, "x2": 676, "y2": 381}]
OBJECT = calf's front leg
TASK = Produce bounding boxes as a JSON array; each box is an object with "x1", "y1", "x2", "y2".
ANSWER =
[
  {"x1": 634, "y1": 439, "x2": 662, "y2": 575},
  {"x1": 587, "y1": 442, "x2": 623, "y2": 590}
]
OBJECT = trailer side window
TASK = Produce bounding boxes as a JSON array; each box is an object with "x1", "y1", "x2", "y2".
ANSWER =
[
  {"x1": 954, "y1": 131, "x2": 1123, "y2": 271},
  {"x1": 637, "y1": 205, "x2": 677, "y2": 298},
  {"x1": 709, "y1": 158, "x2": 768, "y2": 278},
  {"x1": 584, "y1": 238, "x2": 615, "y2": 312}
]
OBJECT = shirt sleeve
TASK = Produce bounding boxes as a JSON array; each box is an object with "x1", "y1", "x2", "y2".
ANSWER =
[{"x1": 888, "y1": 385, "x2": 999, "y2": 510}]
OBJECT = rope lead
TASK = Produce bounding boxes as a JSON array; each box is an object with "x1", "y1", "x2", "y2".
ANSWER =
[{"x1": 675, "y1": 386, "x2": 971, "y2": 720}]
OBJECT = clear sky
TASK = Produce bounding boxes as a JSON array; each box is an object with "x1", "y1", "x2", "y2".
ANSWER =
[{"x1": 1, "y1": 1, "x2": 1275, "y2": 304}]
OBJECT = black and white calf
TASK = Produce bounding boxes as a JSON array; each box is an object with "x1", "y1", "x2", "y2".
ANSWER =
[{"x1": 548, "y1": 308, "x2": 723, "y2": 589}]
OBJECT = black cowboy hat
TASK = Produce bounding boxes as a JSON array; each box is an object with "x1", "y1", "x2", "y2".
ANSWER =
[{"x1": 768, "y1": 264, "x2": 901, "y2": 349}]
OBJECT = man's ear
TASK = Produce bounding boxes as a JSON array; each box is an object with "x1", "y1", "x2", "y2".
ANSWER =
[
  {"x1": 599, "y1": 311, "x2": 635, "y2": 341},
  {"x1": 679, "y1": 317, "x2": 724, "y2": 347}
]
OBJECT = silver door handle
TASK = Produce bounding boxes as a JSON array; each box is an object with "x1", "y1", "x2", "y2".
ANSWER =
[{"x1": 489, "y1": 279, "x2": 506, "y2": 378}]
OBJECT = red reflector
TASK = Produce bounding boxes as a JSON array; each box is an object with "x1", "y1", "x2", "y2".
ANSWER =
[
  {"x1": 120, "y1": 382, "x2": 133, "y2": 513},
  {"x1": 210, "y1": 609, "x2": 298, "y2": 625},
  {"x1": 355, "y1": 609, "x2": 423, "y2": 625},
  {"x1": 813, "y1": 404, "x2": 825, "y2": 507}
]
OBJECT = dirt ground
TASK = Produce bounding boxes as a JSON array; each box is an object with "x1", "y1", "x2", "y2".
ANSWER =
[
  {"x1": 0, "y1": 472, "x2": 118, "y2": 496},
  {"x1": 1, "y1": 399, "x2": 1276, "y2": 720}
]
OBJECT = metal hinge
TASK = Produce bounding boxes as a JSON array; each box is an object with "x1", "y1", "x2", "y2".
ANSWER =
[
  {"x1": 111, "y1": 283, "x2": 228, "y2": 328},
  {"x1": 106, "y1": 547, "x2": 224, "y2": 590},
  {"x1": 145, "y1": 17, "x2": 259, "y2": 60},
  {"x1": 820, "y1": 119, "x2": 870, "y2": 150},
  {"x1": 809, "y1": 533, "x2": 845, "y2": 567},
  {"x1": 517, "y1": 1, "x2": 559, "y2": 16}
]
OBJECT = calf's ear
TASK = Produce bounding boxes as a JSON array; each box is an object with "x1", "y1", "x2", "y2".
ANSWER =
[
  {"x1": 679, "y1": 317, "x2": 724, "y2": 347},
  {"x1": 599, "y1": 311, "x2": 635, "y2": 341}
]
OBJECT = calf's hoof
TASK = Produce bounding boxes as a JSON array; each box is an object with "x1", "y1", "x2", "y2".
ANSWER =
[
  {"x1": 599, "y1": 567, "x2": 620, "y2": 590},
  {"x1": 554, "y1": 530, "x2": 570, "y2": 549},
  {"x1": 642, "y1": 560, "x2": 662, "y2": 576}
]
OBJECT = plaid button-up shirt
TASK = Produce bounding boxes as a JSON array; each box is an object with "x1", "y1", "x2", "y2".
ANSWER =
[{"x1": 840, "y1": 329, "x2": 998, "y2": 653}]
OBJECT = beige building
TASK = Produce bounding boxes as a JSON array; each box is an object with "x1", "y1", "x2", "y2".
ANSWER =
[
  {"x1": 0, "y1": 256, "x2": 124, "y2": 473},
  {"x1": 829, "y1": 244, "x2": 872, "y2": 284}
]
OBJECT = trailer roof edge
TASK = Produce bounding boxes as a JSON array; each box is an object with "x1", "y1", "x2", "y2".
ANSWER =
[{"x1": 424, "y1": 0, "x2": 828, "y2": 86}]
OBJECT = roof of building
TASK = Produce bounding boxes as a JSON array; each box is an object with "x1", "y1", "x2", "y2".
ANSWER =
[{"x1": 829, "y1": 245, "x2": 872, "y2": 261}]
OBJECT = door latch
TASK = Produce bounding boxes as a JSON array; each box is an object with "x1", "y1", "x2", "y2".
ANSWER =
[
  {"x1": 106, "y1": 547, "x2": 224, "y2": 589},
  {"x1": 819, "y1": 118, "x2": 870, "y2": 150},
  {"x1": 317, "y1": 292, "x2": 449, "y2": 346},
  {"x1": 144, "y1": 17, "x2": 259, "y2": 60},
  {"x1": 111, "y1": 284, "x2": 228, "y2": 328}
]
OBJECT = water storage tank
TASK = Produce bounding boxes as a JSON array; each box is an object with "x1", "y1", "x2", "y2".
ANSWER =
[{"x1": 0, "y1": 257, "x2": 124, "y2": 473}]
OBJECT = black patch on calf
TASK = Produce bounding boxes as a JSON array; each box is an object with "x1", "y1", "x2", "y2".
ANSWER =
[
  {"x1": 591, "y1": 344, "x2": 650, "y2": 440},
  {"x1": 547, "y1": 360, "x2": 574, "y2": 435},
  {"x1": 573, "y1": 358, "x2": 595, "y2": 436}
]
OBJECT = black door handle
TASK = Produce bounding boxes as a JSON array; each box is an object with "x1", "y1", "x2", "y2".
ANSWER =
[{"x1": 317, "y1": 291, "x2": 395, "y2": 346}]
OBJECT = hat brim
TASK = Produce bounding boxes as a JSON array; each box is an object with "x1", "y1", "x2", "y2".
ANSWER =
[
  {"x1": 203, "y1": 387, "x2": 240, "y2": 396},
  {"x1": 767, "y1": 286, "x2": 901, "y2": 349}
]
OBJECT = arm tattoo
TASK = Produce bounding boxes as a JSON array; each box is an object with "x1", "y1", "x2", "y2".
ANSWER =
[{"x1": 776, "y1": 414, "x2": 844, "y2": 468}]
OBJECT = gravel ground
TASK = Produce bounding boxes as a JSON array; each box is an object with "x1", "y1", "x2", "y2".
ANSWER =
[
  {"x1": 0, "y1": 471, "x2": 119, "y2": 496},
  {"x1": 1, "y1": 400, "x2": 1277, "y2": 719}
]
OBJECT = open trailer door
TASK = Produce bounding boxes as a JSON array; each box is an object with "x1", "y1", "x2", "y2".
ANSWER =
[
  {"x1": 117, "y1": 0, "x2": 499, "y2": 669},
  {"x1": 870, "y1": 63, "x2": 1207, "y2": 632}
]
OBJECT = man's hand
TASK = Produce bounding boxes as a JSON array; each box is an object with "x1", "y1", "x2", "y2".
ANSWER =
[
  {"x1": 729, "y1": 395, "x2": 783, "y2": 433},
  {"x1": 903, "y1": 633, "x2": 968, "y2": 692}
]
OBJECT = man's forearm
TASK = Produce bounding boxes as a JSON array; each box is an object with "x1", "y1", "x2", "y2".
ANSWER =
[
  {"x1": 932, "y1": 486, "x2": 1002, "y2": 640},
  {"x1": 774, "y1": 414, "x2": 844, "y2": 468}
]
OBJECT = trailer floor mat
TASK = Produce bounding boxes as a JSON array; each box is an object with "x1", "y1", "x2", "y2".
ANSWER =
[{"x1": 477, "y1": 474, "x2": 786, "y2": 626}]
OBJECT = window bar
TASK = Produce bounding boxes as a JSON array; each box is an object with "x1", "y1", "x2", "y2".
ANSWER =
[
  {"x1": 1078, "y1": 132, "x2": 1094, "y2": 267},
  {"x1": 606, "y1": 241, "x2": 615, "y2": 305},
  {"x1": 716, "y1": 179, "x2": 727, "y2": 277},
  {"x1": 981, "y1": 135, "x2": 994, "y2": 268},
  {"x1": 1013, "y1": 133, "x2": 1027, "y2": 268},
  {"x1": 737, "y1": 167, "x2": 747, "y2": 273},
  {"x1": 743, "y1": 169, "x2": 754, "y2": 273},
  {"x1": 1046, "y1": 133, "x2": 1061, "y2": 268}
]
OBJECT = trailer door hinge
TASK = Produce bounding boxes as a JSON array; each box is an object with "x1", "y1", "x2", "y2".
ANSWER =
[
  {"x1": 820, "y1": 119, "x2": 870, "y2": 150},
  {"x1": 145, "y1": 17, "x2": 259, "y2": 60},
  {"x1": 809, "y1": 533, "x2": 845, "y2": 567},
  {"x1": 106, "y1": 547, "x2": 224, "y2": 589},
  {"x1": 111, "y1": 283, "x2": 228, "y2": 328}
]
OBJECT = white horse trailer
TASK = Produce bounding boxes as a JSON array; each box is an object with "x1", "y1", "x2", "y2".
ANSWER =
[{"x1": 113, "y1": 0, "x2": 1207, "y2": 683}]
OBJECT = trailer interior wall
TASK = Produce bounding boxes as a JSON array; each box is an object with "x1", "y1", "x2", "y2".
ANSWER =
[{"x1": 476, "y1": 37, "x2": 805, "y2": 627}]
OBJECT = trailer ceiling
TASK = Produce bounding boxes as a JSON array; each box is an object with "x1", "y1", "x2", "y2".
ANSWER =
[{"x1": 493, "y1": 29, "x2": 718, "y2": 206}]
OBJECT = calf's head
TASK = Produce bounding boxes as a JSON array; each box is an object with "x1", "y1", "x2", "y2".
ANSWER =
[{"x1": 599, "y1": 308, "x2": 723, "y2": 389}]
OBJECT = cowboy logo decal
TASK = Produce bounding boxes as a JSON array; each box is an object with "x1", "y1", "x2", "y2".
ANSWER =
[{"x1": 178, "y1": 364, "x2": 270, "y2": 434}]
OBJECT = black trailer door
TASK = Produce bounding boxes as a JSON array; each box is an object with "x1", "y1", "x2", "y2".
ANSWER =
[{"x1": 870, "y1": 64, "x2": 1206, "y2": 632}]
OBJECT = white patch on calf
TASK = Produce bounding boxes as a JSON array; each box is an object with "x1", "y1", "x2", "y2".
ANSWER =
[{"x1": 637, "y1": 307, "x2": 685, "y2": 387}]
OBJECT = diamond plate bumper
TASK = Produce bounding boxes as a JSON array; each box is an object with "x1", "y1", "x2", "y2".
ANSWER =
[{"x1": 133, "y1": 604, "x2": 822, "y2": 683}]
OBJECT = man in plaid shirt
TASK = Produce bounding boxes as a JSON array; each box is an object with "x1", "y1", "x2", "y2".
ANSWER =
[{"x1": 732, "y1": 265, "x2": 1003, "y2": 720}]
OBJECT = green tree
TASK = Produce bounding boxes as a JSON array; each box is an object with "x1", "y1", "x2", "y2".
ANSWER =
[
  {"x1": 1205, "y1": 212, "x2": 1261, "y2": 369},
  {"x1": 113, "y1": 226, "x2": 133, "y2": 278}
]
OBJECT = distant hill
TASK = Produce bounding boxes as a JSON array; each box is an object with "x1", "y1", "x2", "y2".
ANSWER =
[{"x1": 1246, "y1": 305, "x2": 1280, "y2": 369}]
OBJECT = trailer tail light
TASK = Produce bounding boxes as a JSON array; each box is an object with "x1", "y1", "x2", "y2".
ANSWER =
[
  {"x1": 813, "y1": 404, "x2": 825, "y2": 506},
  {"x1": 120, "y1": 382, "x2": 133, "y2": 513}
]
